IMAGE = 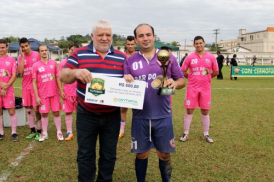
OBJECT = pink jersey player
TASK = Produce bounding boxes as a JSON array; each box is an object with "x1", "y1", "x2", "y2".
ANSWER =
[
  {"x1": 0, "y1": 40, "x2": 18, "y2": 142},
  {"x1": 18, "y1": 51, "x2": 40, "y2": 90},
  {"x1": 18, "y1": 38, "x2": 42, "y2": 140},
  {"x1": 180, "y1": 36, "x2": 219, "y2": 144},
  {"x1": 32, "y1": 59, "x2": 59, "y2": 99},
  {"x1": 57, "y1": 59, "x2": 77, "y2": 97},
  {"x1": 182, "y1": 51, "x2": 218, "y2": 109},
  {"x1": 0, "y1": 56, "x2": 17, "y2": 97},
  {"x1": 56, "y1": 44, "x2": 79, "y2": 141},
  {"x1": 32, "y1": 45, "x2": 63, "y2": 142}
]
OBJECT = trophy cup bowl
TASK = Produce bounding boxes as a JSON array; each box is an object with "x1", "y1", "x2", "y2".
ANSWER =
[
  {"x1": 157, "y1": 50, "x2": 170, "y2": 63},
  {"x1": 157, "y1": 50, "x2": 174, "y2": 95}
]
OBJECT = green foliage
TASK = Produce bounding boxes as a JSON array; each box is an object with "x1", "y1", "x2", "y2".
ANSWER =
[
  {"x1": 58, "y1": 40, "x2": 74, "y2": 53},
  {"x1": 3, "y1": 36, "x2": 20, "y2": 43},
  {"x1": 66, "y1": 34, "x2": 89, "y2": 46},
  {"x1": 171, "y1": 41, "x2": 180, "y2": 47},
  {"x1": 155, "y1": 36, "x2": 161, "y2": 42},
  {"x1": 209, "y1": 43, "x2": 224, "y2": 51},
  {"x1": 113, "y1": 34, "x2": 126, "y2": 46},
  {"x1": 84, "y1": 34, "x2": 91, "y2": 40},
  {"x1": 205, "y1": 42, "x2": 213, "y2": 47}
]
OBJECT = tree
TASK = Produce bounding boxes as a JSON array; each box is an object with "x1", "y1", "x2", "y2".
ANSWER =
[
  {"x1": 66, "y1": 34, "x2": 89, "y2": 46},
  {"x1": 205, "y1": 43, "x2": 213, "y2": 47},
  {"x1": 209, "y1": 43, "x2": 222, "y2": 51},
  {"x1": 155, "y1": 36, "x2": 161, "y2": 42},
  {"x1": 58, "y1": 40, "x2": 73, "y2": 53},
  {"x1": 3, "y1": 36, "x2": 20, "y2": 43},
  {"x1": 171, "y1": 41, "x2": 181, "y2": 47},
  {"x1": 84, "y1": 34, "x2": 91, "y2": 40}
]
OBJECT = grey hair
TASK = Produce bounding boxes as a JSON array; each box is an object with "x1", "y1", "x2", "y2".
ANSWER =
[{"x1": 92, "y1": 20, "x2": 112, "y2": 34}]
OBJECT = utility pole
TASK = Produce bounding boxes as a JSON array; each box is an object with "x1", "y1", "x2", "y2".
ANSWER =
[{"x1": 213, "y1": 29, "x2": 220, "y2": 51}]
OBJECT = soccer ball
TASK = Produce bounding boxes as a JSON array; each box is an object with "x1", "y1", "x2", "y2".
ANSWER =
[{"x1": 234, "y1": 67, "x2": 240, "y2": 74}]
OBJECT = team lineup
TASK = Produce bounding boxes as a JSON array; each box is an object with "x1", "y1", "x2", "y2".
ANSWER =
[{"x1": 0, "y1": 20, "x2": 219, "y2": 182}]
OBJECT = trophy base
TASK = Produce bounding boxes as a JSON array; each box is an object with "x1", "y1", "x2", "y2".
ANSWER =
[{"x1": 158, "y1": 87, "x2": 175, "y2": 95}]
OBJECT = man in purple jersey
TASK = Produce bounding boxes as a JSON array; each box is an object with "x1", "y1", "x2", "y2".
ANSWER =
[
  {"x1": 60, "y1": 20, "x2": 126, "y2": 182},
  {"x1": 124, "y1": 24, "x2": 185, "y2": 182}
]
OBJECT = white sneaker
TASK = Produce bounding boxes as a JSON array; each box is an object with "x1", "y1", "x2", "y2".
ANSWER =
[
  {"x1": 57, "y1": 132, "x2": 64, "y2": 141},
  {"x1": 39, "y1": 133, "x2": 48, "y2": 142},
  {"x1": 179, "y1": 134, "x2": 189, "y2": 142},
  {"x1": 203, "y1": 135, "x2": 214, "y2": 143}
]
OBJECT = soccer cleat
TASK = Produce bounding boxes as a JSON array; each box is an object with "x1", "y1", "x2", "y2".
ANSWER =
[
  {"x1": 118, "y1": 131, "x2": 125, "y2": 139},
  {"x1": 12, "y1": 133, "x2": 19, "y2": 142},
  {"x1": 65, "y1": 132, "x2": 74, "y2": 141},
  {"x1": 26, "y1": 132, "x2": 36, "y2": 139},
  {"x1": 39, "y1": 133, "x2": 48, "y2": 142},
  {"x1": 57, "y1": 132, "x2": 64, "y2": 141},
  {"x1": 0, "y1": 134, "x2": 5, "y2": 141},
  {"x1": 179, "y1": 134, "x2": 189, "y2": 142},
  {"x1": 203, "y1": 135, "x2": 214, "y2": 143},
  {"x1": 35, "y1": 134, "x2": 41, "y2": 141}
]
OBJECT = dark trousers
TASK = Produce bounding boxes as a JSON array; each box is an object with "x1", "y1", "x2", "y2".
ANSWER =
[
  {"x1": 217, "y1": 64, "x2": 223, "y2": 79},
  {"x1": 76, "y1": 104, "x2": 121, "y2": 182}
]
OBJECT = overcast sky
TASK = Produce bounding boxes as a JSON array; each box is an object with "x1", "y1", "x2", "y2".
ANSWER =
[{"x1": 1, "y1": 0, "x2": 273, "y2": 45}]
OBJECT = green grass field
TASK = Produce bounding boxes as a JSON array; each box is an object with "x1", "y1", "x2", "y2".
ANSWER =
[{"x1": 1, "y1": 66, "x2": 274, "y2": 182}]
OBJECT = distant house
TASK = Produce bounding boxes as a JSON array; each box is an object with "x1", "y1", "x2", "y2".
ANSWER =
[
  {"x1": 218, "y1": 27, "x2": 274, "y2": 53},
  {"x1": 226, "y1": 46, "x2": 251, "y2": 53}
]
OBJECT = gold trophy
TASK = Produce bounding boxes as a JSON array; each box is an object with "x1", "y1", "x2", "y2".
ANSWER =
[{"x1": 157, "y1": 50, "x2": 174, "y2": 95}]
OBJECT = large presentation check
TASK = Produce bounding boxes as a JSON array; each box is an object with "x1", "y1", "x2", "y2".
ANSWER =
[{"x1": 85, "y1": 73, "x2": 146, "y2": 109}]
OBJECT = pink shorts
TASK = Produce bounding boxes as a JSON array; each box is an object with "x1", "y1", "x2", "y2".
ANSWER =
[
  {"x1": 62, "y1": 96, "x2": 77, "y2": 113},
  {"x1": 39, "y1": 95, "x2": 61, "y2": 113},
  {"x1": 22, "y1": 89, "x2": 37, "y2": 107},
  {"x1": 0, "y1": 95, "x2": 15, "y2": 108},
  {"x1": 184, "y1": 88, "x2": 211, "y2": 110}
]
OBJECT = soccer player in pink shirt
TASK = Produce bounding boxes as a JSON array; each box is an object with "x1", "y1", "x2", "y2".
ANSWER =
[
  {"x1": 57, "y1": 44, "x2": 79, "y2": 141},
  {"x1": 18, "y1": 37, "x2": 42, "y2": 140},
  {"x1": 180, "y1": 36, "x2": 219, "y2": 143},
  {"x1": 119, "y1": 35, "x2": 136, "y2": 139},
  {"x1": 32, "y1": 45, "x2": 62, "y2": 142},
  {"x1": 0, "y1": 39, "x2": 19, "y2": 142}
]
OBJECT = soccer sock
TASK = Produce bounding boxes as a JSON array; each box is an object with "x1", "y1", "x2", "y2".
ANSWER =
[
  {"x1": 65, "y1": 115, "x2": 73, "y2": 133},
  {"x1": 202, "y1": 114, "x2": 210, "y2": 136},
  {"x1": 36, "y1": 120, "x2": 42, "y2": 130},
  {"x1": 54, "y1": 116, "x2": 62, "y2": 133},
  {"x1": 135, "y1": 157, "x2": 148, "y2": 182},
  {"x1": 10, "y1": 114, "x2": 18, "y2": 134},
  {"x1": 0, "y1": 117, "x2": 3, "y2": 135},
  {"x1": 27, "y1": 109, "x2": 35, "y2": 128},
  {"x1": 184, "y1": 114, "x2": 193, "y2": 135},
  {"x1": 120, "y1": 120, "x2": 125, "y2": 133},
  {"x1": 159, "y1": 158, "x2": 172, "y2": 182},
  {"x1": 41, "y1": 117, "x2": 48, "y2": 134}
]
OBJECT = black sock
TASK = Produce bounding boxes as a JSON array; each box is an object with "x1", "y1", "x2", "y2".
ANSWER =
[
  {"x1": 31, "y1": 127, "x2": 36, "y2": 133},
  {"x1": 37, "y1": 129, "x2": 42, "y2": 134},
  {"x1": 159, "y1": 158, "x2": 172, "y2": 182},
  {"x1": 135, "y1": 157, "x2": 148, "y2": 182}
]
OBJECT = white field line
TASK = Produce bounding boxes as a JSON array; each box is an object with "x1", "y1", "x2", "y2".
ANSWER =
[{"x1": 0, "y1": 140, "x2": 36, "y2": 182}]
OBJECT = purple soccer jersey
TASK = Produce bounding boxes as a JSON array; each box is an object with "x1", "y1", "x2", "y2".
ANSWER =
[{"x1": 124, "y1": 49, "x2": 184, "y2": 119}]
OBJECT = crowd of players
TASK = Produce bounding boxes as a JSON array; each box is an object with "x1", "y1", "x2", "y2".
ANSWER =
[
  {"x1": 0, "y1": 20, "x2": 221, "y2": 182},
  {"x1": 0, "y1": 35, "x2": 218, "y2": 144},
  {"x1": 0, "y1": 38, "x2": 79, "y2": 142}
]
